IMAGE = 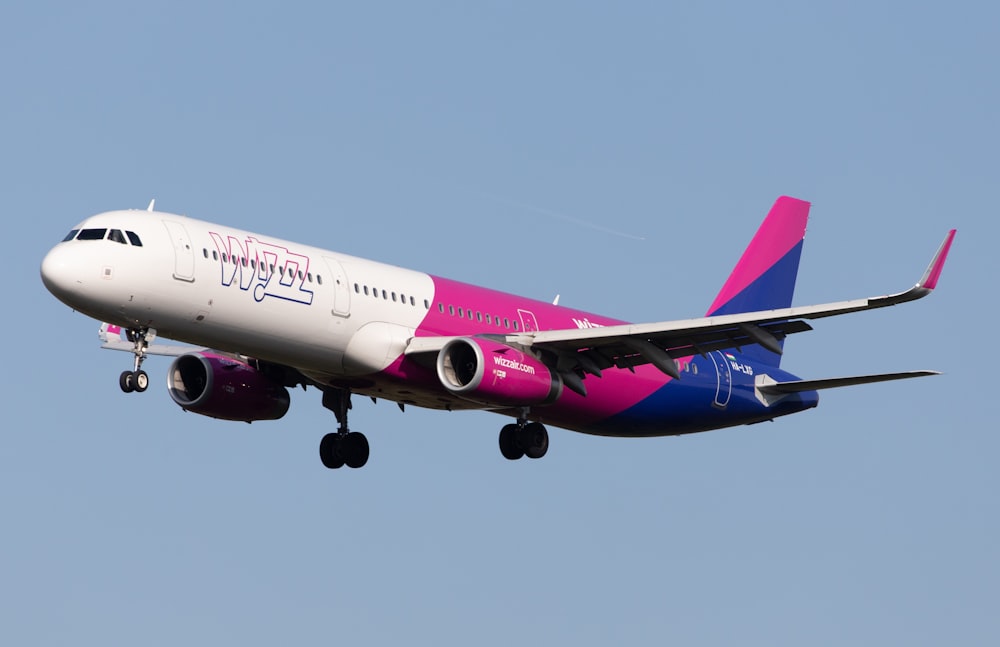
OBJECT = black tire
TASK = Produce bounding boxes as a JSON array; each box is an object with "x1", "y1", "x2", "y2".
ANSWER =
[
  {"x1": 134, "y1": 370, "x2": 149, "y2": 392},
  {"x1": 119, "y1": 370, "x2": 135, "y2": 393},
  {"x1": 319, "y1": 433, "x2": 345, "y2": 469},
  {"x1": 521, "y1": 422, "x2": 549, "y2": 459},
  {"x1": 342, "y1": 432, "x2": 370, "y2": 469},
  {"x1": 499, "y1": 424, "x2": 524, "y2": 460}
]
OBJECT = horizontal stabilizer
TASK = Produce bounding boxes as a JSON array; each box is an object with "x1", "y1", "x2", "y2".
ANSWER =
[{"x1": 755, "y1": 371, "x2": 940, "y2": 406}]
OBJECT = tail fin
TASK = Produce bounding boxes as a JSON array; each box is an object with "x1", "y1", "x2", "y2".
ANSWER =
[{"x1": 706, "y1": 196, "x2": 810, "y2": 366}]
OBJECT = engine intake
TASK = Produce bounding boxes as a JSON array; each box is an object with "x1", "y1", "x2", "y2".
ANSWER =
[
  {"x1": 436, "y1": 337, "x2": 562, "y2": 407},
  {"x1": 167, "y1": 352, "x2": 290, "y2": 422}
]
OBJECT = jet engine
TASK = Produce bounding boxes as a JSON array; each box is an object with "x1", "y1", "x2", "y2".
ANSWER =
[
  {"x1": 436, "y1": 337, "x2": 562, "y2": 407},
  {"x1": 167, "y1": 352, "x2": 290, "y2": 421}
]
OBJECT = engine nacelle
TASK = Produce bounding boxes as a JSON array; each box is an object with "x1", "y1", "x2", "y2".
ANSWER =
[
  {"x1": 167, "y1": 352, "x2": 290, "y2": 422},
  {"x1": 436, "y1": 337, "x2": 562, "y2": 407}
]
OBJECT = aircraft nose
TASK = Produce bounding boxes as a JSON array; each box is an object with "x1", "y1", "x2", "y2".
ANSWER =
[{"x1": 40, "y1": 244, "x2": 84, "y2": 300}]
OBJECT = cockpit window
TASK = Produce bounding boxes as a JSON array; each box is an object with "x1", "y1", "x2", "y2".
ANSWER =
[
  {"x1": 77, "y1": 228, "x2": 108, "y2": 241},
  {"x1": 62, "y1": 229, "x2": 79, "y2": 242},
  {"x1": 108, "y1": 229, "x2": 127, "y2": 244},
  {"x1": 126, "y1": 231, "x2": 142, "y2": 246}
]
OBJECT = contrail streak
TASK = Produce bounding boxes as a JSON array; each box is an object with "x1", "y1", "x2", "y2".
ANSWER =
[{"x1": 480, "y1": 192, "x2": 647, "y2": 241}]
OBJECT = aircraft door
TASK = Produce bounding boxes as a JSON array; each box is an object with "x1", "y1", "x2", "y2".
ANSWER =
[
  {"x1": 711, "y1": 351, "x2": 733, "y2": 409},
  {"x1": 162, "y1": 220, "x2": 195, "y2": 282},
  {"x1": 323, "y1": 257, "x2": 351, "y2": 318},
  {"x1": 517, "y1": 309, "x2": 539, "y2": 332}
]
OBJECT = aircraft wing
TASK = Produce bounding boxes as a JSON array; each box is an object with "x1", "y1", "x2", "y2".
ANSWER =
[
  {"x1": 98, "y1": 323, "x2": 202, "y2": 356},
  {"x1": 406, "y1": 229, "x2": 955, "y2": 382}
]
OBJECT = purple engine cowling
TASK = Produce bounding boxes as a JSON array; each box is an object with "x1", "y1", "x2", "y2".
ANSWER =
[
  {"x1": 167, "y1": 352, "x2": 290, "y2": 421},
  {"x1": 436, "y1": 337, "x2": 562, "y2": 407}
]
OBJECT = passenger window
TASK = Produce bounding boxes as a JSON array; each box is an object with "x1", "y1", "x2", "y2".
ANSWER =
[
  {"x1": 62, "y1": 229, "x2": 79, "y2": 242},
  {"x1": 485, "y1": 314, "x2": 491, "y2": 324},
  {"x1": 476, "y1": 312, "x2": 482, "y2": 322},
  {"x1": 77, "y1": 228, "x2": 107, "y2": 241},
  {"x1": 382, "y1": 290, "x2": 388, "y2": 300},
  {"x1": 125, "y1": 231, "x2": 143, "y2": 246},
  {"x1": 391, "y1": 292, "x2": 397, "y2": 302},
  {"x1": 503, "y1": 318, "x2": 510, "y2": 328},
  {"x1": 449, "y1": 305, "x2": 455, "y2": 316},
  {"x1": 354, "y1": 283, "x2": 360, "y2": 293},
  {"x1": 458, "y1": 308, "x2": 464, "y2": 318},
  {"x1": 411, "y1": 296, "x2": 416, "y2": 306},
  {"x1": 307, "y1": 272, "x2": 313, "y2": 282},
  {"x1": 513, "y1": 320, "x2": 519, "y2": 331},
  {"x1": 213, "y1": 250, "x2": 219, "y2": 261},
  {"x1": 203, "y1": 249, "x2": 209, "y2": 258},
  {"x1": 317, "y1": 275, "x2": 323, "y2": 285},
  {"x1": 438, "y1": 303, "x2": 444, "y2": 313},
  {"x1": 364, "y1": 286, "x2": 369, "y2": 296}
]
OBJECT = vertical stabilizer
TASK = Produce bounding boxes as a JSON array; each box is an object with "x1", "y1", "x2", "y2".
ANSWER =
[{"x1": 706, "y1": 196, "x2": 810, "y2": 366}]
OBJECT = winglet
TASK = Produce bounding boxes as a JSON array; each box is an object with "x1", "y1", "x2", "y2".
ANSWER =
[
  {"x1": 866, "y1": 229, "x2": 956, "y2": 308},
  {"x1": 918, "y1": 229, "x2": 956, "y2": 291}
]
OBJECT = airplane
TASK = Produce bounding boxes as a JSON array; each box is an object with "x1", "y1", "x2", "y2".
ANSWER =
[{"x1": 40, "y1": 196, "x2": 955, "y2": 470}]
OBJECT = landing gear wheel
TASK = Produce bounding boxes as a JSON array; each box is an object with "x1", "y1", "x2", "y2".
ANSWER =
[
  {"x1": 342, "y1": 432, "x2": 370, "y2": 469},
  {"x1": 499, "y1": 424, "x2": 524, "y2": 460},
  {"x1": 119, "y1": 370, "x2": 135, "y2": 393},
  {"x1": 319, "y1": 388, "x2": 372, "y2": 470},
  {"x1": 319, "y1": 433, "x2": 345, "y2": 469},
  {"x1": 117, "y1": 327, "x2": 154, "y2": 395},
  {"x1": 521, "y1": 422, "x2": 549, "y2": 459}
]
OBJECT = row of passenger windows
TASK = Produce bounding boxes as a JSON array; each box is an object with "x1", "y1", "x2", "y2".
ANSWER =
[
  {"x1": 202, "y1": 248, "x2": 325, "y2": 285},
  {"x1": 437, "y1": 302, "x2": 520, "y2": 330},
  {"x1": 63, "y1": 228, "x2": 143, "y2": 246},
  {"x1": 62, "y1": 229, "x2": 527, "y2": 333},
  {"x1": 199, "y1": 245, "x2": 518, "y2": 328},
  {"x1": 353, "y1": 283, "x2": 430, "y2": 309}
]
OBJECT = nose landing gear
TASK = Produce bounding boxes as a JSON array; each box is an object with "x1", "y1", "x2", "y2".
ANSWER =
[{"x1": 118, "y1": 327, "x2": 151, "y2": 394}]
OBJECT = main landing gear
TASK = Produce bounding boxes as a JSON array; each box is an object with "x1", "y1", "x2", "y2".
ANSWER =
[
  {"x1": 319, "y1": 388, "x2": 370, "y2": 469},
  {"x1": 119, "y1": 327, "x2": 151, "y2": 394},
  {"x1": 498, "y1": 416, "x2": 549, "y2": 461}
]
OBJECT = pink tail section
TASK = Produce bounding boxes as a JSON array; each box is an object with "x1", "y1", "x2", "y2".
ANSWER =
[
  {"x1": 706, "y1": 196, "x2": 810, "y2": 317},
  {"x1": 706, "y1": 196, "x2": 811, "y2": 366}
]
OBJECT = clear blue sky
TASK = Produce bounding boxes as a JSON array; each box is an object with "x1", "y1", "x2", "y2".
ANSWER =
[{"x1": 3, "y1": 2, "x2": 996, "y2": 645}]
